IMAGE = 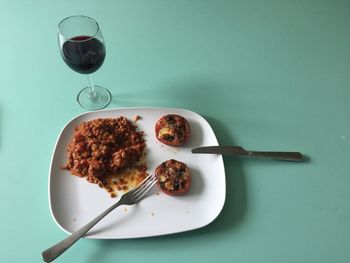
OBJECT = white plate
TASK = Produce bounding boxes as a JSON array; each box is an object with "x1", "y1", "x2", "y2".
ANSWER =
[{"x1": 49, "y1": 107, "x2": 226, "y2": 239}]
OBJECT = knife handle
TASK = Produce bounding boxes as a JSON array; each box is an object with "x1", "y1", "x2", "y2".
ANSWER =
[{"x1": 247, "y1": 151, "x2": 303, "y2": 162}]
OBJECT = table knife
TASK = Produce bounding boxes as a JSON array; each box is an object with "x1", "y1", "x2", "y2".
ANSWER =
[{"x1": 191, "y1": 146, "x2": 303, "y2": 162}]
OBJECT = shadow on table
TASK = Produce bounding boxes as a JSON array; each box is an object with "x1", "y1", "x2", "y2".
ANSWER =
[
  {"x1": 0, "y1": 104, "x2": 2, "y2": 150},
  {"x1": 107, "y1": 78, "x2": 238, "y2": 110}
]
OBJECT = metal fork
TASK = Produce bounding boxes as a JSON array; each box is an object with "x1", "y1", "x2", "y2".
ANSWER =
[{"x1": 42, "y1": 173, "x2": 158, "y2": 262}]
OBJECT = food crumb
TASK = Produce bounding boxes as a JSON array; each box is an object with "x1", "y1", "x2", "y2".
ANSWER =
[
  {"x1": 156, "y1": 192, "x2": 160, "y2": 196},
  {"x1": 124, "y1": 208, "x2": 128, "y2": 212},
  {"x1": 72, "y1": 218, "x2": 77, "y2": 222},
  {"x1": 186, "y1": 211, "x2": 190, "y2": 214},
  {"x1": 133, "y1": 115, "x2": 141, "y2": 122},
  {"x1": 151, "y1": 212, "x2": 155, "y2": 216},
  {"x1": 110, "y1": 193, "x2": 116, "y2": 198}
]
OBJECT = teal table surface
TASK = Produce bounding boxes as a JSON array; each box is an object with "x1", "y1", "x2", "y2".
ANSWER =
[{"x1": 1, "y1": 0, "x2": 349, "y2": 262}]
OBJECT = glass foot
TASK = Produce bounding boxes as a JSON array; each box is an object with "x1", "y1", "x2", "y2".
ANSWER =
[{"x1": 77, "y1": 86, "x2": 111, "y2": 111}]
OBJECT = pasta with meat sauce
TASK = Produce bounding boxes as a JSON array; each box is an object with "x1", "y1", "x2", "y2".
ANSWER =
[{"x1": 64, "y1": 116, "x2": 147, "y2": 197}]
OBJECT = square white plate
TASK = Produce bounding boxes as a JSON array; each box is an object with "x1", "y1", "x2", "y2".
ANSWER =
[{"x1": 49, "y1": 107, "x2": 226, "y2": 239}]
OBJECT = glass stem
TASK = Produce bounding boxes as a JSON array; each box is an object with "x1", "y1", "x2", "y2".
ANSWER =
[{"x1": 87, "y1": 74, "x2": 96, "y2": 97}]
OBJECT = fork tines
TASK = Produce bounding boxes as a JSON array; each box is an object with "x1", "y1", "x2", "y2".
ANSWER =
[{"x1": 129, "y1": 173, "x2": 158, "y2": 202}]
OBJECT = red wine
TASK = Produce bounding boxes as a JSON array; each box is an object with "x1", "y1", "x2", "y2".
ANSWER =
[{"x1": 62, "y1": 35, "x2": 106, "y2": 74}]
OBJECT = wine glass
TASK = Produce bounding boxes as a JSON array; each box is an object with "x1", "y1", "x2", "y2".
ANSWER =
[{"x1": 58, "y1": 15, "x2": 111, "y2": 110}]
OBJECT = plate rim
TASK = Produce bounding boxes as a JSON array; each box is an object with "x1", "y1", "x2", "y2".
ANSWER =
[{"x1": 48, "y1": 107, "x2": 226, "y2": 239}]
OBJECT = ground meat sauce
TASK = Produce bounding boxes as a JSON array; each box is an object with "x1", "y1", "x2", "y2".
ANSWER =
[
  {"x1": 64, "y1": 117, "x2": 148, "y2": 197},
  {"x1": 155, "y1": 159, "x2": 191, "y2": 195}
]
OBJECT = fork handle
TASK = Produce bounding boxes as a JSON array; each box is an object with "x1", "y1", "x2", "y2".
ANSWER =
[{"x1": 42, "y1": 200, "x2": 121, "y2": 262}]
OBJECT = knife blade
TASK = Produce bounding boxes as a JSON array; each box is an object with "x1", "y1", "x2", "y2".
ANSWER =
[{"x1": 191, "y1": 146, "x2": 303, "y2": 162}]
